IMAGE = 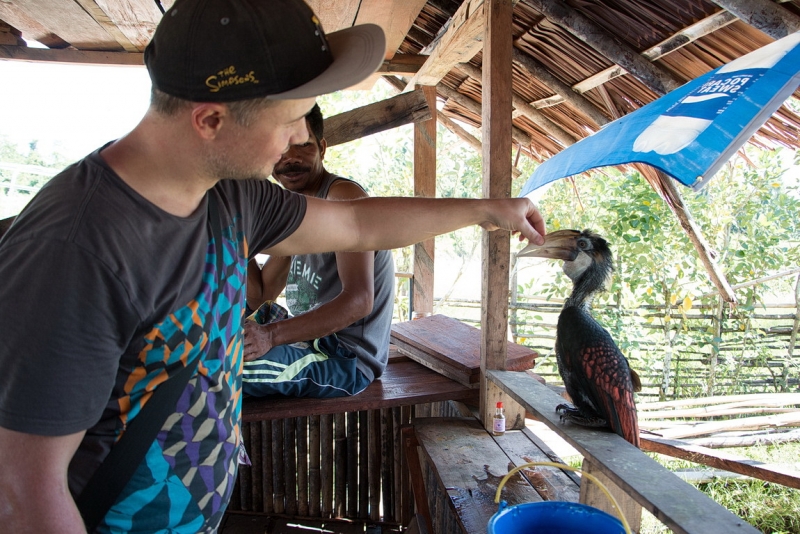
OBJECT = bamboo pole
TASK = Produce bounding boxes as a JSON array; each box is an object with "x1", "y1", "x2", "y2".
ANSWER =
[
  {"x1": 347, "y1": 411, "x2": 358, "y2": 517},
  {"x1": 358, "y1": 411, "x2": 369, "y2": 519},
  {"x1": 261, "y1": 421, "x2": 273, "y2": 514},
  {"x1": 321, "y1": 414, "x2": 334, "y2": 517},
  {"x1": 239, "y1": 423, "x2": 252, "y2": 510},
  {"x1": 271, "y1": 420, "x2": 285, "y2": 514},
  {"x1": 642, "y1": 436, "x2": 800, "y2": 488},
  {"x1": 639, "y1": 392, "x2": 800, "y2": 410},
  {"x1": 310, "y1": 415, "x2": 321, "y2": 516},
  {"x1": 381, "y1": 407, "x2": 394, "y2": 521},
  {"x1": 284, "y1": 418, "x2": 298, "y2": 516},
  {"x1": 250, "y1": 420, "x2": 263, "y2": 512},
  {"x1": 334, "y1": 412, "x2": 347, "y2": 517},
  {"x1": 392, "y1": 407, "x2": 405, "y2": 525},
  {"x1": 296, "y1": 417, "x2": 308, "y2": 516},
  {"x1": 368, "y1": 409, "x2": 381, "y2": 521}
]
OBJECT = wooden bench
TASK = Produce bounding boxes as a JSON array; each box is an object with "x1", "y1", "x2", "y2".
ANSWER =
[
  {"x1": 228, "y1": 347, "x2": 480, "y2": 527},
  {"x1": 228, "y1": 316, "x2": 537, "y2": 530},
  {"x1": 405, "y1": 370, "x2": 762, "y2": 534},
  {"x1": 242, "y1": 349, "x2": 478, "y2": 422},
  {"x1": 489, "y1": 372, "x2": 759, "y2": 532}
]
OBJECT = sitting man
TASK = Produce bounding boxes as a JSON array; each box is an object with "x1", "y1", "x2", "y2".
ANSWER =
[{"x1": 243, "y1": 104, "x2": 395, "y2": 398}]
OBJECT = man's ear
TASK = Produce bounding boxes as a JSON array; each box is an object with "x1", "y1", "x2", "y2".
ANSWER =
[
  {"x1": 191, "y1": 103, "x2": 228, "y2": 140},
  {"x1": 319, "y1": 138, "x2": 328, "y2": 160}
]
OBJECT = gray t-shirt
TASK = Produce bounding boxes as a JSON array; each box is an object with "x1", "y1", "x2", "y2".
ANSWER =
[
  {"x1": 284, "y1": 174, "x2": 395, "y2": 381},
  {"x1": 0, "y1": 146, "x2": 306, "y2": 531}
]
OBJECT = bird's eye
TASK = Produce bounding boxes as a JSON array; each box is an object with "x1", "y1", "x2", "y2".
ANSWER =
[{"x1": 577, "y1": 238, "x2": 589, "y2": 249}]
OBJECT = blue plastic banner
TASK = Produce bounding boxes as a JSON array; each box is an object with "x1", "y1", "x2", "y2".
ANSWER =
[{"x1": 520, "y1": 32, "x2": 800, "y2": 196}]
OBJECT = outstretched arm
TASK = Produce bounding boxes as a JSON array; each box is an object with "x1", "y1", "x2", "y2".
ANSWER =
[
  {"x1": 0, "y1": 425, "x2": 87, "y2": 533},
  {"x1": 244, "y1": 180, "x2": 376, "y2": 361},
  {"x1": 264, "y1": 196, "x2": 545, "y2": 258}
]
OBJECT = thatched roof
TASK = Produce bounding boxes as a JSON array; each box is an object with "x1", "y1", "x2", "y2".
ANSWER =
[
  {"x1": 1, "y1": 0, "x2": 799, "y2": 166},
  {"x1": 1, "y1": 0, "x2": 798, "y2": 301}
]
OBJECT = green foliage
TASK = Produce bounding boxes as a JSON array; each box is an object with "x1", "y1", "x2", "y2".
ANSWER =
[
  {"x1": 640, "y1": 442, "x2": 800, "y2": 534},
  {"x1": 0, "y1": 137, "x2": 73, "y2": 218}
]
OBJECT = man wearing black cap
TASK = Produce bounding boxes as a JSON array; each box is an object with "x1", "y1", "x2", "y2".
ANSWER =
[{"x1": 0, "y1": 0, "x2": 545, "y2": 532}]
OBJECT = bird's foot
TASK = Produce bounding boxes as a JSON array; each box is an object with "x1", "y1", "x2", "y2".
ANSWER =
[{"x1": 555, "y1": 404, "x2": 607, "y2": 428}]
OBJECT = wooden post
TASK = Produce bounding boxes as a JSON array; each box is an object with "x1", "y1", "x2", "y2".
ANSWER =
[
  {"x1": 580, "y1": 459, "x2": 642, "y2": 532},
  {"x1": 480, "y1": 0, "x2": 525, "y2": 431},
  {"x1": 412, "y1": 85, "x2": 437, "y2": 316}
]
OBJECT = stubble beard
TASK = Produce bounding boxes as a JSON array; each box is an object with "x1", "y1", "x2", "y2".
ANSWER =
[{"x1": 203, "y1": 145, "x2": 272, "y2": 182}]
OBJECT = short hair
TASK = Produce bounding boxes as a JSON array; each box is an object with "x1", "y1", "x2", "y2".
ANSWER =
[
  {"x1": 150, "y1": 87, "x2": 275, "y2": 127},
  {"x1": 306, "y1": 103, "x2": 324, "y2": 146}
]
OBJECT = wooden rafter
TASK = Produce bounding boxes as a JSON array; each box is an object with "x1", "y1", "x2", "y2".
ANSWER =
[
  {"x1": 323, "y1": 87, "x2": 433, "y2": 147},
  {"x1": 524, "y1": 0, "x2": 683, "y2": 96},
  {"x1": 0, "y1": 0, "x2": 122, "y2": 51},
  {"x1": 512, "y1": 48, "x2": 610, "y2": 128},
  {"x1": 713, "y1": 0, "x2": 800, "y2": 39},
  {"x1": 436, "y1": 83, "x2": 533, "y2": 148},
  {"x1": 457, "y1": 61, "x2": 577, "y2": 148},
  {"x1": 0, "y1": 44, "x2": 143, "y2": 65},
  {"x1": 74, "y1": 0, "x2": 161, "y2": 52},
  {"x1": 404, "y1": 0, "x2": 487, "y2": 89}
]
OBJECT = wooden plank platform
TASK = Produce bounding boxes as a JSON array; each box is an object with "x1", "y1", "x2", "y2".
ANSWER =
[
  {"x1": 219, "y1": 512, "x2": 392, "y2": 533},
  {"x1": 488, "y1": 370, "x2": 762, "y2": 534},
  {"x1": 411, "y1": 417, "x2": 580, "y2": 534},
  {"x1": 390, "y1": 314, "x2": 537, "y2": 387},
  {"x1": 242, "y1": 356, "x2": 478, "y2": 422}
]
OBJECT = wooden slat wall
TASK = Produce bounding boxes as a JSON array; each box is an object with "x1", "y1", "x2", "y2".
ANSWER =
[{"x1": 231, "y1": 400, "x2": 467, "y2": 524}]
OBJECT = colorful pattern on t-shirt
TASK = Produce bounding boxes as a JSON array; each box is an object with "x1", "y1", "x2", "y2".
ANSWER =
[{"x1": 99, "y1": 219, "x2": 247, "y2": 533}]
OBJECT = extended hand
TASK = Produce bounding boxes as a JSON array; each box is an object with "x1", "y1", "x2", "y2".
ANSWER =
[
  {"x1": 479, "y1": 198, "x2": 546, "y2": 245},
  {"x1": 243, "y1": 321, "x2": 276, "y2": 362}
]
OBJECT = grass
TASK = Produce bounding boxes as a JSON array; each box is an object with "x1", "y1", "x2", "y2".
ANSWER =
[{"x1": 562, "y1": 442, "x2": 800, "y2": 534}]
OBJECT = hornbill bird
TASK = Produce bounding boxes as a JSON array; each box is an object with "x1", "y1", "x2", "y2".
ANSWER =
[{"x1": 518, "y1": 229, "x2": 642, "y2": 447}]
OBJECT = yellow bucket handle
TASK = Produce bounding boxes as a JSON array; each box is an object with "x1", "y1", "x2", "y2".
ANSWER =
[{"x1": 493, "y1": 461, "x2": 633, "y2": 534}]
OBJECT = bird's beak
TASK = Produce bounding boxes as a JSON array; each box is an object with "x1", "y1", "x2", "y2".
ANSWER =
[{"x1": 517, "y1": 229, "x2": 582, "y2": 261}]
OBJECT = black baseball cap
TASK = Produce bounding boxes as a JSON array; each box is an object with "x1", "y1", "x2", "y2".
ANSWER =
[{"x1": 144, "y1": 0, "x2": 386, "y2": 102}]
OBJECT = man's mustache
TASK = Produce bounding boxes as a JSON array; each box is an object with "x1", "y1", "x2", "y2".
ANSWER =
[{"x1": 274, "y1": 164, "x2": 311, "y2": 175}]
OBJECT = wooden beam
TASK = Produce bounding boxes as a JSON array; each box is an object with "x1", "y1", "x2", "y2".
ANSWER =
[
  {"x1": 525, "y1": 0, "x2": 682, "y2": 95},
  {"x1": 322, "y1": 88, "x2": 433, "y2": 147},
  {"x1": 74, "y1": 4, "x2": 136, "y2": 52},
  {"x1": 404, "y1": 0, "x2": 486, "y2": 89},
  {"x1": 572, "y1": 10, "x2": 738, "y2": 95},
  {"x1": 510, "y1": 48, "x2": 609, "y2": 128},
  {"x1": 305, "y1": 0, "x2": 359, "y2": 32},
  {"x1": 412, "y1": 85, "x2": 437, "y2": 316},
  {"x1": 580, "y1": 459, "x2": 642, "y2": 532},
  {"x1": 642, "y1": 436, "x2": 800, "y2": 489},
  {"x1": 436, "y1": 84, "x2": 533, "y2": 148},
  {"x1": 457, "y1": 61, "x2": 577, "y2": 148},
  {"x1": 381, "y1": 77, "x2": 525, "y2": 177},
  {"x1": 0, "y1": 44, "x2": 143, "y2": 66},
  {"x1": 72, "y1": 0, "x2": 159, "y2": 52},
  {"x1": 481, "y1": 0, "x2": 521, "y2": 434},
  {"x1": 642, "y1": 10, "x2": 738, "y2": 61},
  {"x1": 713, "y1": 0, "x2": 800, "y2": 39},
  {"x1": 1, "y1": 0, "x2": 122, "y2": 50},
  {"x1": 489, "y1": 370, "x2": 762, "y2": 534},
  {"x1": 0, "y1": 3, "x2": 69, "y2": 48},
  {"x1": 376, "y1": 54, "x2": 428, "y2": 75}
]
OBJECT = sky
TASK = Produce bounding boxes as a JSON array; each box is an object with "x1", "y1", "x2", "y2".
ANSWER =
[{"x1": 0, "y1": 59, "x2": 152, "y2": 159}]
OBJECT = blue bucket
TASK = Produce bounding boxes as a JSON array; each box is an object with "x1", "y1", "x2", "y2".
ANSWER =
[{"x1": 487, "y1": 500, "x2": 626, "y2": 534}]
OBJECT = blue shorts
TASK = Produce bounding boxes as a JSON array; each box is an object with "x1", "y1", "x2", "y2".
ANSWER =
[{"x1": 242, "y1": 303, "x2": 371, "y2": 398}]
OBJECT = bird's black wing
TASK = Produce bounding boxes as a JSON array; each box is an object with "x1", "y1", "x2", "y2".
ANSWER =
[{"x1": 557, "y1": 307, "x2": 640, "y2": 447}]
